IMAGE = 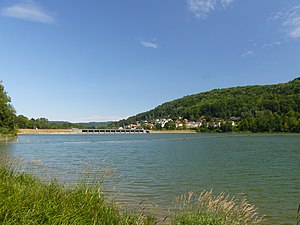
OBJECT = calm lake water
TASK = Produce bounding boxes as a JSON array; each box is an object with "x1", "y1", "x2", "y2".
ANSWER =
[{"x1": 0, "y1": 133, "x2": 299, "y2": 224}]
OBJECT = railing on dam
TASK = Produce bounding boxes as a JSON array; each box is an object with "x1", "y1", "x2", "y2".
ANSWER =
[{"x1": 81, "y1": 129, "x2": 149, "y2": 134}]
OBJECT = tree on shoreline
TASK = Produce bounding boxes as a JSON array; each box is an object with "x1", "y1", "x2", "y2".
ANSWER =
[{"x1": 0, "y1": 82, "x2": 17, "y2": 136}]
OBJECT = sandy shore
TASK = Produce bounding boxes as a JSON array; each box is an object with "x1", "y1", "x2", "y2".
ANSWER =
[
  {"x1": 149, "y1": 130, "x2": 197, "y2": 134},
  {"x1": 18, "y1": 129, "x2": 197, "y2": 134},
  {"x1": 18, "y1": 129, "x2": 77, "y2": 134}
]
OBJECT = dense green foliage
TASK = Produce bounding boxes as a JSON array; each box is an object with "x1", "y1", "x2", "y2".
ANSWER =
[
  {"x1": 16, "y1": 116, "x2": 75, "y2": 129},
  {"x1": 115, "y1": 78, "x2": 300, "y2": 132},
  {"x1": 0, "y1": 165, "x2": 154, "y2": 225},
  {"x1": 0, "y1": 83, "x2": 17, "y2": 136},
  {"x1": 16, "y1": 116, "x2": 112, "y2": 129}
]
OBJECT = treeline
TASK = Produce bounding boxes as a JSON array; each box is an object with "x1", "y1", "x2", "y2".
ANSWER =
[
  {"x1": 16, "y1": 116, "x2": 109, "y2": 130},
  {"x1": 16, "y1": 116, "x2": 75, "y2": 129},
  {"x1": 195, "y1": 111, "x2": 300, "y2": 133},
  {"x1": 114, "y1": 77, "x2": 300, "y2": 133}
]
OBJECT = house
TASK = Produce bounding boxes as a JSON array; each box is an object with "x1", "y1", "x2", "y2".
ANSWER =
[{"x1": 185, "y1": 121, "x2": 202, "y2": 128}]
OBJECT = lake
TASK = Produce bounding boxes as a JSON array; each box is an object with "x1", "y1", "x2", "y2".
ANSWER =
[{"x1": 0, "y1": 133, "x2": 299, "y2": 225}]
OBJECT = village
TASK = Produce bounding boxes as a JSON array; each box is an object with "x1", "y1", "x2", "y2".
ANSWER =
[{"x1": 123, "y1": 116, "x2": 238, "y2": 131}]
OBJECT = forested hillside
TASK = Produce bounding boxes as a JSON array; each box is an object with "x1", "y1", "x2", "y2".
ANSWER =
[
  {"x1": 115, "y1": 78, "x2": 300, "y2": 132},
  {"x1": 0, "y1": 82, "x2": 17, "y2": 136}
]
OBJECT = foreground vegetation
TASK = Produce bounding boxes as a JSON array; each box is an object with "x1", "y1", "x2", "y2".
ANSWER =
[
  {"x1": 0, "y1": 164, "x2": 267, "y2": 225},
  {"x1": 172, "y1": 191, "x2": 265, "y2": 225},
  {"x1": 0, "y1": 165, "x2": 154, "y2": 225}
]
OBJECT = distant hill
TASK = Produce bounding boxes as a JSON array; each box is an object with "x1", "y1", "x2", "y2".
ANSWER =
[
  {"x1": 50, "y1": 121, "x2": 114, "y2": 128},
  {"x1": 49, "y1": 121, "x2": 70, "y2": 125},
  {"x1": 74, "y1": 121, "x2": 114, "y2": 127},
  {"x1": 113, "y1": 77, "x2": 300, "y2": 132}
]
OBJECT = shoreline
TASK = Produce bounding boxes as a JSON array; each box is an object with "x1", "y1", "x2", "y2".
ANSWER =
[
  {"x1": 17, "y1": 129, "x2": 299, "y2": 135},
  {"x1": 149, "y1": 130, "x2": 197, "y2": 134},
  {"x1": 18, "y1": 129, "x2": 197, "y2": 135},
  {"x1": 18, "y1": 129, "x2": 77, "y2": 134}
]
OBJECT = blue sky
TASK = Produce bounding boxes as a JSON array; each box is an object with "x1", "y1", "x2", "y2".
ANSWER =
[{"x1": 0, "y1": 0, "x2": 300, "y2": 122}]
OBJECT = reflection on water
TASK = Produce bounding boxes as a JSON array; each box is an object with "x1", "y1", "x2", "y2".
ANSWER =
[{"x1": 0, "y1": 133, "x2": 299, "y2": 225}]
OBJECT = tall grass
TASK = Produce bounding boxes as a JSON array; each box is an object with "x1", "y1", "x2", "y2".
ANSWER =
[
  {"x1": 0, "y1": 165, "x2": 154, "y2": 225},
  {"x1": 172, "y1": 190, "x2": 265, "y2": 225},
  {"x1": 297, "y1": 203, "x2": 300, "y2": 225}
]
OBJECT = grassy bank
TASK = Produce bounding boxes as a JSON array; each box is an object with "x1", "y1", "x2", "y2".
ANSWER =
[
  {"x1": 0, "y1": 165, "x2": 266, "y2": 225},
  {"x1": 0, "y1": 166, "x2": 154, "y2": 225}
]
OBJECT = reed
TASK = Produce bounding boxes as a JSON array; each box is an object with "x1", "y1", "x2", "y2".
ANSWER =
[
  {"x1": 172, "y1": 190, "x2": 265, "y2": 225},
  {"x1": 297, "y1": 203, "x2": 300, "y2": 225}
]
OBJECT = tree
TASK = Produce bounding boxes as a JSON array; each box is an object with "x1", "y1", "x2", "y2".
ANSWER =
[
  {"x1": 155, "y1": 123, "x2": 162, "y2": 130},
  {"x1": 164, "y1": 121, "x2": 176, "y2": 130},
  {"x1": 0, "y1": 82, "x2": 17, "y2": 135},
  {"x1": 35, "y1": 118, "x2": 51, "y2": 129},
  {"x1": 238, "y1": 113, "x2": 254, "y2": 131},
  {"x1": 254, "y1": 110, "x2": 274, "y2": 132},
  {"x1": 221, "y1": 121, "x2": 233, "y2": 132},
  {"x1": 273, "y1": 112, "x2": 283, "y2": 132},
  {"x1": 16, "y1": 115, "x2": 29, "y2": 129}
]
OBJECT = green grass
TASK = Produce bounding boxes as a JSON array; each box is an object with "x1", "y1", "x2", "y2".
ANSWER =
[{"x1": 0, "y1": 166, "x2": 154, "y2": 225}]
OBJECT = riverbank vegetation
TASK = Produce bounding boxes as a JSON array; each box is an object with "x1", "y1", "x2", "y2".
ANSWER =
[
  {"x1": 0, "y1": 164, "x2": 266, "y2": 225},
  {"x1": 0, "y1": 165, "x2": 154, "y2": 225}
]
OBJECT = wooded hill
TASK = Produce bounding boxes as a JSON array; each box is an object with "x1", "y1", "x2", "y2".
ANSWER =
[{"x1": 114, "y1": 77, "x2": 300, "y2": 132}]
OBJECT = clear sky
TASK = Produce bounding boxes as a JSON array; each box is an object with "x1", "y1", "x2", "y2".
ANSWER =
[{"x1": 1, "y1": 0, "x2": 300, "y2": 122}]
